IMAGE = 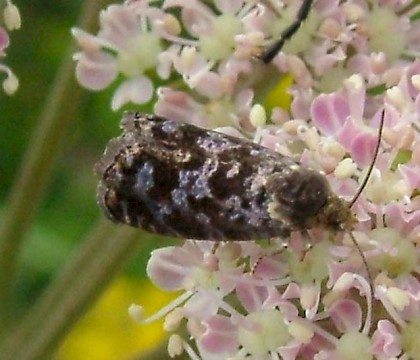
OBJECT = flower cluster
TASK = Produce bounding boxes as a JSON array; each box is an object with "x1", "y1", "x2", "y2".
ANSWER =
[
  {"x1": 0, "y1": 0, "x2": 20, "y2": 95},
  {"x1": 74, "y1": 0, "x2": 420, "y2": 359}
]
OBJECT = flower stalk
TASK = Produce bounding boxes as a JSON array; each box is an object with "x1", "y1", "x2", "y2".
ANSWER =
[
  {"x1": 0, "y1": 0, "x2": 114, "y2": 322},
  {"x1": 1, "y1": 222, "x2": 143, "y2": 360}
]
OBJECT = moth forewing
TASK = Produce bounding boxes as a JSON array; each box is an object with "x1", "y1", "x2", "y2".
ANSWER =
[{"x1": 96, "y1": 112, "x2": 357, "y2": 241}]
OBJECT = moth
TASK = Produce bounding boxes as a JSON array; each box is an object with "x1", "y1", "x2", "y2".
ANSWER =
[{"x1": 96, "y1": 112, "x2": 361, "y2": 241}]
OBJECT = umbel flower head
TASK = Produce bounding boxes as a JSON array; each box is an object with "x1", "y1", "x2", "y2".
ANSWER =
[{"x1": 74, "y1": 1, "x2": 420, "y2": 359}]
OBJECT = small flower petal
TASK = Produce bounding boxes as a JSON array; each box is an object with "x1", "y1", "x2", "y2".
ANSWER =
[{"x1": 111, "y1": 76, "x2": 153, "y2": 110}]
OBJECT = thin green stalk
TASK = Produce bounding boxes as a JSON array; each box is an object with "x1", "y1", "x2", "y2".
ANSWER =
[
  {"x1": 1, "y1": 218, "x2": 115, "y2": 355},
  {"x1": 2, "y1": 225, "x2": 146, "y2": 360},
  {"x1": 0, "y1": 0, "x2": 113, "y2": 317}
]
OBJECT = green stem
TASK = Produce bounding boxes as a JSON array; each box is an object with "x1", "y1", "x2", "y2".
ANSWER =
[
  {"x1": 0, "y1": 0, "x2": 113, "y2": 318},
  {"x1": 1, "y1": 218, "x2": 115, "y2": 355},
  {"x1": 1, "y1": 224, "x2": 145, "y2": 360}
]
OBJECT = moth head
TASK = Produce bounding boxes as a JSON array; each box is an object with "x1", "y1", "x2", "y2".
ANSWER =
[{"x1": 267, "y1": 168, "x2": 355, "y2": 231}]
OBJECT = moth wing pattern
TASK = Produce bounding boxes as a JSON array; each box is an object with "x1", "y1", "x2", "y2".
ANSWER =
[
  {"x1": 96, "y1": 112, "x2": 353, "y2": 241},
  {"x1": 96, "y1": 112, "x2": 305, "y2": 240}
]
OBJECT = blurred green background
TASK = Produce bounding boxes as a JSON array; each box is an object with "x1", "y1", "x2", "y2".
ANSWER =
[{"x1": 1, "y1": 1, "x2": 177, "y2": 358}]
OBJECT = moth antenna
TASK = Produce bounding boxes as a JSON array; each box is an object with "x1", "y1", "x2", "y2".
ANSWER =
[
  {"x1": 251, "y1": 241, "x2": 289, "y2": 274},
  {"x1": 349, "y1": 109, "x2": 385, "y2": 208},
  {"x1": 344, "y1": 111, "x2": 384, "y2": 326},
  {"x1": 348, "y1": 230, "x2": 373, "y2": 333}
]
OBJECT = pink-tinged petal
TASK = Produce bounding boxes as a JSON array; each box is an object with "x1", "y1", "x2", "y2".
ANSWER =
[
  {"x1": 378, "y1": 124, "x2": 414, "y2": 151},
  {"x1": 157, "y1": 45, "x2": 180, "y2": 79},
  {"x1": 278, "y1": 340, "x2": 302, "y2": 360},
  {"x1": 286, "y1": 55, "x2": 312, "y2": 88},
  {"x1": 384, "y1": 202, "x2": 420, "y2": 236},
  {"x1": 162, "y1": 0, "x2": 184, "y2": 8},
  {"x1": 196, "y1": 345, "x2": 235, "y2": 360},
  {"x1": 155, "y1": 88, "x2": 213, "y2": 127},
  {"x1": 313, "y1": 47, "x2": 346, "y2": 75},
  {"x1": 302, "y1": 284, "x2": 321, "y2": 319},
  {"x1": 260, "y1": 132, "x2": 289, "y2": 154},
  {"x1": 344, "y1": 78, "x2": 366, "y2": 120},
  {"x1": 217, "y1": 267, "x2": 245, "y2": 294},
  {"x1": 191, "y1": 71, "x2": 223, "y2": 99},
  {"x1": 264, "y1": 289, "x2": 295, "y2": 312},
  {"x1": 415, "y1": 93, "x2": 420, "y2": 117},
  {"x1": 71, "y1": 28, "x2": 103, "y2": 53},
  {"x1": 348, "y1": 131, "x2": 378, "y2": 167},
  {"x1": 178, "y1": 2, "x2": 213, "y2": 38},
  {"x1": 214, "y1": 0, "x2": 243, "y2": 15},
  {"x1": 399, "y1": 165, "x2": 420, "y2": 192},
  {"x1": 328, "y1": 299, "x2": 362, "y2": 332},
  {"x1": 173, "y1": 48, "x2": 209, "y2": 78},
  {"x1": 271, "y1": 107, "x2": 290, "y2": 124},
  {"x1": 290, "y1": 92, "x2": 313, "y2": 120},
  {"x1": 0, "y1": 27, "x2": 10, "y2": 54},
  {"x1": 315, "y1": 350, "x2": 340, "y2": 360},
  {"x1": 406, "y1": 60, "x2": 420, "y2": 98},
  {"x1": 283, "y1": 282, "x2": 301, "y2": 299},
  {"x1": 348, "y1": 54, "x2": 373, "y2": 78},
  {"x1": 327, "y1": 260, "x2": 355, "y2": 288},
  {"x1": 279, "y1": 301, "x2": 301, "y2": 320},
  {"x1": 400, "y1": 275, "x2": 420, "y2": 291},
  {"x1": 98, "y1": 5, "x2": 139, "y2": 48},
  {"x1": 300, "y1": 333, "x2": 332, "y2": 359},
  {"x1": 336, "y1": 118, "x2": 363, "y2": 150},
  {"x1": 311, "y1": 94, "x2": 350, "y2": 135},
  {"x1": 401, "y1": 294, "x2": 420, "y2": 321},
  {"x1": 381, "y1": 104, "x2": 401, "y2": 127},
  {"x1": 147, "y1": 246, "x2": 195, "y2": 290},
  {"x1": 74, "y1": 51, "x2": 118, "y2": 90},
  {"x1": 412, "y1": 142, "x2": 420, "y2": 165},
  {"x1": 398, "y1": 276, "x2": 420, "y2": 318},
  {"x1": 222, "y1": 58, "x2": 252, "y2": 79},
  {"x1": 111, "y1": 76, "x2": 153, "y2": 110},
  {"x1": 155, "y1": 88, "x2": 193, "y2": 120},
  {"x1": 236, "y1": 281, "x2": 268, "y2": 312},
  {"x1": 199, "y1": 315, "x2": 238, "y2": 354},
  {"x1": 183, "y1": 291, "x2": 221, "y2": 318},
  {"x1": 348, "y1": 53, "x2": 388, "y2": 81},
  {"x1": 384, "y1": 67, "x2": 405, "y2": 88},
  {"x1": 371, "y1": 320, "x2": 401, "y2": 358},
  {"x1": 236, "y1": 281, "x2": 294, "y2": 315},
  {"x1": 369, "y1": 52, "x2": 387, "y2": 75},
  {"x1": 253, "y1": 254, "x2": 289, "y2": 279},
  {"x1": 234, "y1": 88, "x2": 253, "y2": 113},
  {"x1": 214, "y1": 126, "x2": 244, "y2": 138}
]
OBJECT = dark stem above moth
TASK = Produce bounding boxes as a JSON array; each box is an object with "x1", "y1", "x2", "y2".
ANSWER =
[{"x1": 260, "y1": 0, "x2": 314, "y2": 63}]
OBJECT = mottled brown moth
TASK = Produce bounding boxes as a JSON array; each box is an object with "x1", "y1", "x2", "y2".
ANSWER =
[{"x1": 96, "y1": 112, "x2": 381, "y2": 241}]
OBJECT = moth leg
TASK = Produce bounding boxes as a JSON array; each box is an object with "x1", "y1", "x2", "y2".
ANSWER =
[
  {"x1": 300, "y1": 230, "x2": 314, "y2": 260},
  {"x1": 251, "y1": 230, "x2": 315, "y2": 275},
  {"x1": 210, "y1": 242, "x2": 220, "y2": 255},
  {"x1": 251, "y1": 239, "x2": 289, "y2": 275}
]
